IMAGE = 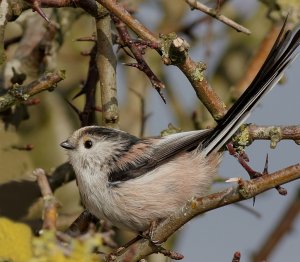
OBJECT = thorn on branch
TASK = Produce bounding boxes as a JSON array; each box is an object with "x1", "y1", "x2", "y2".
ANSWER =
[
  {"x1": 11, "y1": 67, "x2": 27, "y2": 85},
  {"x1": 227, "y1": 143, "x2": 259, "y2": 179},
  {"x1": 263, "y1": 154, "x2": 287, "y2": 196},
  {"x1": 75, "y1": 35, "x2": 97, "y2": 42},
  {"x1": 227, "y1": 144, "x2": 288, "y2": 199},
  {"x1": 156, "y1": 246, "x2": 184, "y2": 260},
  {"x1": 11, "y1": 144, "x2": 34, "y2": 151},
  {"x1": 23, "y1": 97, "x2": 41, "y2": 106},
  {"x1": 72, "y1": 81, "x2": 85, "y2": 99},
  {"x1": 25, "y1": 0, "x2": 50, "y2": 23},
  {"x1": 232, "y1": 251, "x2": 241, "y2": 262},
  {"x1": 66, "y1": 99, "x2": 81, "y2": 116}
]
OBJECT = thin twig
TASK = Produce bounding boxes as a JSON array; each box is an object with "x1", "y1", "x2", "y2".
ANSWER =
[
  {"x1": 0, "y1": 70, "x2": 65, "y2": 112},
  {"x1": 72, "y1": 45, "x2": 99, "y2": 127},
  {"x1": 184, "y1": 0, "x2": 251, "y2": 35},
  {"x1": 4, "y1": 35, "x2": 22, "y2": 49},
  {"x1": 112, "y1": 15, "x2": 166, "y2": 103},
  {"x1": 232, "y1": 251, "x2": 241, "y2": 262},
  {"x1": 81, "y1": 45, "x2": 98, "y2": 126},
  {"x1": 25, "y1": 0, "x2": 103, "y2": 18}
]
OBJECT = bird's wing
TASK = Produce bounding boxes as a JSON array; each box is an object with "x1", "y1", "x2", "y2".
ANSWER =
[{"x1": 108, "y1": 130, "x2": 211, "y2": 185}]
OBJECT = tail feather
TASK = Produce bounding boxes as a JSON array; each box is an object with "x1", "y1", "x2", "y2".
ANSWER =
[{"x1": 202, "y1": 22, "x2": 300, "y2": 156}]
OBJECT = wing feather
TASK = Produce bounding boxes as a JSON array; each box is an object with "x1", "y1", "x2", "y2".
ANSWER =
[{"x1": 108, "y1": 130, "x2": 211, "y2": 184}]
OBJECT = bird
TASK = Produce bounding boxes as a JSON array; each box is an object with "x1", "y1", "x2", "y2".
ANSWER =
[{"x1": 61, "y1": 23, "x2": 300, "y2": 233}]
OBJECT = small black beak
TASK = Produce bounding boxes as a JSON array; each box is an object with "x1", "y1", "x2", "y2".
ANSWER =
[{"x1": 60, "y1": 140, "x2": 75, "y2": 150}]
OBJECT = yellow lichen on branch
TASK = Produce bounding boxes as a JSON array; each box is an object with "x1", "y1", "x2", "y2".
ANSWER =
[
  {"x1": 0, "y1": 217, "x2": 33, "y2": 262},
  {"x1": 0, "y1": 217, "x2": 104, "y2": 262}
]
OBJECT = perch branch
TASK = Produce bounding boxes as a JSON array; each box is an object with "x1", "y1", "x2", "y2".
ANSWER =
[
  {"x1": 113, "y1": 163, "x2": 300, "y2": 261},
  {"x1": 0, "y1": 70, "x2": 65, "y2": 112}
]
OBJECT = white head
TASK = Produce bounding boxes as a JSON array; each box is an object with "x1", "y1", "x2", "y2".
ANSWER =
[{"x1": 60, "y1": 126, "x2": 140, "y2": 176}]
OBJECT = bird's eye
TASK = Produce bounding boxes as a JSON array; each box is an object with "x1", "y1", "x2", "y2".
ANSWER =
[{"x1": 84, "y1": 140, "x2": 93, "y2": 149}]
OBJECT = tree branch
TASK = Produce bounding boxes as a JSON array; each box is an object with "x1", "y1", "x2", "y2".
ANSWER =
[
  {"x1": 114, "y1": 163, "x2": 300, "y2": 261},
  {"x1": 96, "y1": 0, "x2": 158, "y2": 44},
  {"x1": 175, "y1": 55, "x2": 227, "y2": 120},
  {"x1": 184, "y1": 0, "x2": 251, "y2": 35},
  {"x1": 0, "y1": 0, "x2": 9, "y2": 65},
  {"x1": 0, "y1": 70, "x2": 65, "y2": 112},
  {"x1": 95, "y1": 14, "x2": 119, "y2": 128},
  {"x1": 96, "y1": 0, "x2": 227, "y2": 120},
  {"x1": 7, "y1": 0, "x2": 226, "y2": 120},
  {"x1": 34, "y1": 168, "x2": 58, "y2": 230},
  {"x1": 235, "y1": 124, "x2": 300, "y2": 149}
]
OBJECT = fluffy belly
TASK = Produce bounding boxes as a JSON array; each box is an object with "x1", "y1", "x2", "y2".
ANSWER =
[{"x1": 76, "y1": 152, "x2": 220, "y2": 232}]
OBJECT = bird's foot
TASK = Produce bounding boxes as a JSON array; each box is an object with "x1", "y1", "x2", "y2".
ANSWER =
[{"x1": 140, "y1": 220, "x2": 162, "y2": 245}]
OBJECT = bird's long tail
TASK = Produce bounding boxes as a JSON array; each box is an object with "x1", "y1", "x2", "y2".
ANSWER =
[{"x1": 202, "y1": 22, "x2": 300, "y2": 156}]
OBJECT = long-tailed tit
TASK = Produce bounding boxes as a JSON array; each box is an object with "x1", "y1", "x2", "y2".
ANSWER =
[{"x1": 61, "y1": 24, "x2": 300, "y2": 232}]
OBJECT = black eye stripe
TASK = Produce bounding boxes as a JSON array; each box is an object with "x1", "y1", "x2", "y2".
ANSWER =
[{"x1": 84, "y1": 140, "x2": 93, "y2": 149}]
